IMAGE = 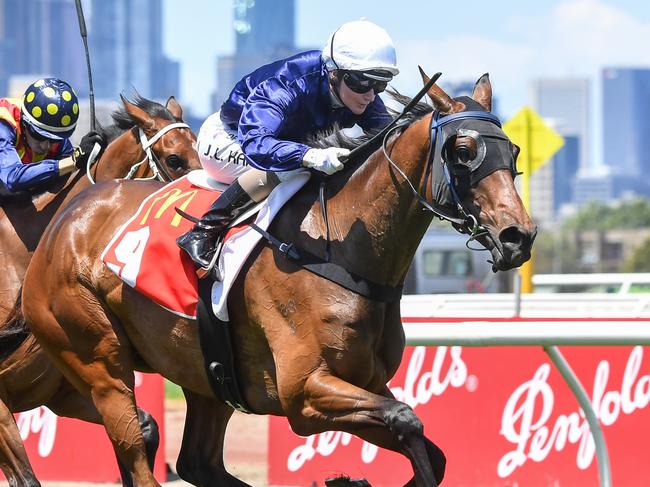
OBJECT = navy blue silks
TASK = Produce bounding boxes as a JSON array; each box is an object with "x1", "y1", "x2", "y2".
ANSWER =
[{"x1": 219, "y1": 50, "x2": 391, "y2": 172}]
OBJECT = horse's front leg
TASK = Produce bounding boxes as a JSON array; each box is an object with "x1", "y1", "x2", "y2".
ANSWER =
[
  {"x1": 284, "y1": 372, "x2": 445, "y2": 487},
  {"x1": 381, "y1": 386, "x2": 445, "y2": 487}
]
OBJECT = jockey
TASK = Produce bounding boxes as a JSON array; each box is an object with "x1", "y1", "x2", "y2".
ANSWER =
[
  {"x1": 0, "y1": 78, "x2": 106, "y2": 193},
  {"x1": 178, "y1": 19, "x2": 399, "y2": 269}
]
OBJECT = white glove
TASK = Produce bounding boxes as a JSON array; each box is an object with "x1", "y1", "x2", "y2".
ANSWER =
[{"x1": 302, "y1": 147, "x2": 350, "y2": 175}]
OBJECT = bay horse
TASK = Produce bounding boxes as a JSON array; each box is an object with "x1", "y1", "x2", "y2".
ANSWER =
[
  {"x1": 21, "y1": 71, "x2": 535, "y2": 486},
  {"x1": 0, "y1": 94, "x2": 200, "y2": 486}
]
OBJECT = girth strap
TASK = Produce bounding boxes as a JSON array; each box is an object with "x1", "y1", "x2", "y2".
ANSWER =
[
  {"x1": 249, "y1": 223, "x2": 403, "y2": 303},
  {"x1": 196, "y1": 277, "x2": 251, "y2": 413}
]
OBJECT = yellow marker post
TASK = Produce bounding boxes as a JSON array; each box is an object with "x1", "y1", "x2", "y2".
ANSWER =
[{"x1": 503, "y1": 107, "x2": 564, "y2": 293}]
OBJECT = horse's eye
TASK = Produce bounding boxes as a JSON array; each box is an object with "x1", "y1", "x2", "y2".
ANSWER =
[
  {"x1": 166, "y1": 155, "x2": 185, "y2": 171},
  {"x1": 456, "y1": 145, "x2": 475, "y2": 163}
]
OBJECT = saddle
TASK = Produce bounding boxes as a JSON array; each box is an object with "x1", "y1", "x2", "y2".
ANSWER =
[
  {"x1": 102, "y1": 170, "x2": 311, "y2": 411},
  {"x1": 0, "y1": 185, "x2": 32, "y2": 204}
]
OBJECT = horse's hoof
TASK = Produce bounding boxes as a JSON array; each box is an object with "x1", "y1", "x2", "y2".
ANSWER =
[{"x1": 325, "y1": 476, "x2": 371, "y2": 487}]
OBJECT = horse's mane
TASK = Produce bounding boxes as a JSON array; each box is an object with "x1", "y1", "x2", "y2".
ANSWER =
[
  {"x1": 309, "y1": 89, "x2": 433, "y2": 151},
  {"x1": 103, "y1": 92, "x2": 178, "y2": 143}
]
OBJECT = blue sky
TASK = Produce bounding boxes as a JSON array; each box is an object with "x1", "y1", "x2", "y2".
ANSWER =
[{"x1": 163, "y1": 0, "x2": 650, "y2": 163}]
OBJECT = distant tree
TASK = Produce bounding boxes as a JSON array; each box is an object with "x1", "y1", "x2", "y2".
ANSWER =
[
  {"x1": 563, "y1": 201, "x2": 613, "y2": 231},
  {"x1": 530, "y1": 230, "x2": 581, "y2": 274},
  {"x1": 533, "y1": 231, "x2": 555, "y2": 273},
  {"x1": 563, "y1": 198, "x2": 650, "y2": 231},
  {"x1": 622, "y1": 236, "x2": 650, "y2": 272}
]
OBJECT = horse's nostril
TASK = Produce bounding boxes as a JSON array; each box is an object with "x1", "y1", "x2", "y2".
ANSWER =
[{"x1": 499, "y1": 225, "x2": 530, "y2": 247}]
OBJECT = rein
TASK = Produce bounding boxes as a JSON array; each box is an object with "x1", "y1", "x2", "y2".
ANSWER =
[
  {"x1": 314, "y1": 103, "x2": 504, "y2": 279},
  {"x1": 86, "y1": 122, "x2": 190, "y2": 184},
  {"x1": 343, "y1": 72, "x2": 442, "y2": 165},
  {"x1": 252, "y1": 81, "x2": 505, "y2": 301},
  {"x1": 268, "y1": 96, "x2": 504, "y2": 300},
  {"x1": 316, "y1": 72, "x2": 443, "y2": 263},
  {"x1": 251, "y1": 78, "x2": 456, "y2": 302},
  {"x1": 381, "y1": 109, "x2": 501, "y2": 235}
]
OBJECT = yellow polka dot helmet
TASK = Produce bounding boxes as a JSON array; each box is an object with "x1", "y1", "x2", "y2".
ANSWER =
[{"x1": 21, "y1": 78, "x2": 79, "y2": 140}]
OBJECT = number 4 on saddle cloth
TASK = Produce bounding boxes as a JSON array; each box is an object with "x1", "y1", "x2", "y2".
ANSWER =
[{"x1": 101, "y1": 170, "x2": 311, "y2": 320}]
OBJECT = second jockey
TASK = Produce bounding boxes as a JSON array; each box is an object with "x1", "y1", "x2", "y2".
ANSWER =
[
  {"x1": 0, "y1": 78, "x2": 106, "y2": 194},
  {"x1": 178, "y1": 19, "x2": 399, "y2": 269}
]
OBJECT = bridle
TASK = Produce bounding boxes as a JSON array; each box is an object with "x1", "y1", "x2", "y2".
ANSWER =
[
  {"x1": 380, "y1": 108, "x2": 517, "y2": 244},
  {"x1": 251, "y1": 79, "x2": 519, "y2": 302},
  {"x1": 85, "y1": 122, "x2": 190, "y2": 184}
]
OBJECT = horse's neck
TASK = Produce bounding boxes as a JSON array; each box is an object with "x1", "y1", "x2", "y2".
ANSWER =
[
  {"x1": 316, "y1": 116, "x2": 435, "y2": 285},
  {"x1": 93, "y1": 129, "x2": 146, "y2": 180}
]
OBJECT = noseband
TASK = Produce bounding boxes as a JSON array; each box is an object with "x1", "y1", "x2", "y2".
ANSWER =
[
  {"x1": 250, "y1": 90, "x2": 515, "y2": 302},
  {"x1": 85, "y1": 122, "x2": 190, "y2": 184}
]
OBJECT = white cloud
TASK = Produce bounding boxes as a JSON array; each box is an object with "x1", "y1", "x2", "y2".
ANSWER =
[
  {"x1": 391, "y1": 0, "x2": 650, "y2": 122},
  {"x1": 398, "y1": 36, "x2": 533, "y2": 85},
  {"x1": 169, "y1": 0, "x2": 650, "y2": 142},
  {"x1": 544, "y1": 0, "x2": 650, "y2": 70},
  {"x1": 392, "y1": 36, "x2": 534, "y2": 118}
]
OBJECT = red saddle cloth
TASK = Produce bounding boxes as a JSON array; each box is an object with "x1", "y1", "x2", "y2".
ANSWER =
[{"x1": 102, "y1": 175, "x2": 225, "y2": 318}]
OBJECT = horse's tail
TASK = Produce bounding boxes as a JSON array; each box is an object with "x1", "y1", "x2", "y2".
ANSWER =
[{"x1": 0, "y1": 292, "x2": 30, "y2": 362}]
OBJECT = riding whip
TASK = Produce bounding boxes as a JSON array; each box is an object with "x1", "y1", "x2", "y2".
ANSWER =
[
  {"x1": 74, "y1": 0, "x2": 96, "y2": 132},
  {"x1": 344, "y1": 71, "x2": 442, "y2": 164}
]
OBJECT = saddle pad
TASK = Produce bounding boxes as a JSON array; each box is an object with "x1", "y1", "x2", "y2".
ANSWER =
[
  {"x1": 210, "y1": 171, "x2": 310, "y2": 321},
  {"x1": 101, "y1": 172, "x2": 222, "y2": 318},
  {"x1": 101, "y1": 170, "x2": 310, "y2": 319}
]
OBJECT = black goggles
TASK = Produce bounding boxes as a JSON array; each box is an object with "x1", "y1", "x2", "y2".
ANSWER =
[{"x1": 342, "y1": 71, "x2": 389, "y2": 94}]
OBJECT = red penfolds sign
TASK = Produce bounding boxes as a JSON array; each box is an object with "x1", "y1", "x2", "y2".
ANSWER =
[{"x1": 268, "y1": 337, "x2": 650, "y2": 486}]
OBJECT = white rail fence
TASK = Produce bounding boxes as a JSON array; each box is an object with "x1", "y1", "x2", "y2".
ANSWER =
[
  {"x1": 532, "y1": 272, "x2": 650, "y2": 293},
  {"x1": 401, "y1": 292, "x2": 650, "y2": 318},
  {"x1": 400, "y1": 293, "x2": 650, "y2": 487}
]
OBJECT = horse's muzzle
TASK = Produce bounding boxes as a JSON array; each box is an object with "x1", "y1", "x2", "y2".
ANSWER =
[{"x1": 491, "y1": 224, "x2": 537, "y2": 271}]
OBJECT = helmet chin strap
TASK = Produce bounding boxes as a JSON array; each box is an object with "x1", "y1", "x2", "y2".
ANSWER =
[
  {"x1": 328, "y1": 26, "x2": 345, "y2": 104},
  {"x1": 329, "y1": 27, "x2": 341, "y2": 71},
  {"x1": 328, "y1": 72, "x2": 346, "y2": 109}
]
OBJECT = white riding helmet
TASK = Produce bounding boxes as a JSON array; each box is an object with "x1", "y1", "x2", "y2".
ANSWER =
[{"x1": 322, "y1": 20, "x2": 399, "y2": 81}]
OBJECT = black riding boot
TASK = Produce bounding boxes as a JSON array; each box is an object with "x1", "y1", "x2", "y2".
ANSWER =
[{"x1": 177, "y1": 181, "x2": 255, "y2": 268}]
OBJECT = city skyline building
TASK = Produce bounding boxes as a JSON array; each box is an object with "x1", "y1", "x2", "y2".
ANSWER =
[
  {"x1": 0, "y1": 0, "x2": 87, "y2": 96},
  {"x1": 572, "y1": 168, "x2": 615, "y2": 207},
  {"x1": 528, "y1": 78, "x2": 589, "y2": 226},
  {"x1": 554, "y1": 136, "x2": 580, "y2": 212},
  {"x1": 0, "y1": 0, "x2": 178, "y2": 104},
  {"x1": 528, "y1": 78, "x2": 590, "y2": 171},
  {"x1": 527, "y1": 136, "x2": 579, "y2": 228},
  {"x1": 213, "y1": 0, "x2": 300, "y2": 111},
  {"x1": 234, "y1": 0, "x2": 294, "y2": 57},
  {"x1": 602, "y1": 68, "x2": 650, "y2": 182},
  {"x1": 91, "y1": 0, "x2": 179, "y2": 102}
]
